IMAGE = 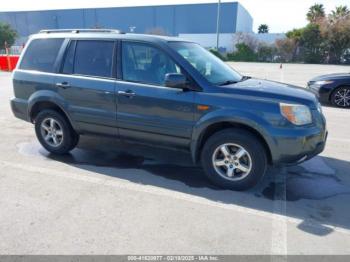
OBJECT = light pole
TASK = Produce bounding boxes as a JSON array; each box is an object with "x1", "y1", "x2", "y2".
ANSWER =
[{"x1": 216, "y1": 0, "x2": 221, "y2": 50}]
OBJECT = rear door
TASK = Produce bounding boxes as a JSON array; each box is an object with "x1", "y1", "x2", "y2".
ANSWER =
[{"x1": 55, "y1": 39, "x2": 117, "y2": 136}]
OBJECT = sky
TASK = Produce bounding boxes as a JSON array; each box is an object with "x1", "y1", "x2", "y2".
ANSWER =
[{"x1": 0, "y1": 0, "x2": 349, "y2": 33}]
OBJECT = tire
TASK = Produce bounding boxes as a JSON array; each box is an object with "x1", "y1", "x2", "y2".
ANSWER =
[
  {"x1": 201, "y1": 128, "x2": 267, "y2": 191},
  {"x1": 331, "y1": 86, "x2": 350, "y2": 108},
  {"x1": 34, "y1": 109, "x2": 79, "y2": 154}
]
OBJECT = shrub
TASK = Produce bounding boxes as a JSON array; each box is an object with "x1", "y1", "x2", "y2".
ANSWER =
[{"x1": 209, "y1": 49, "x2": 227, "y2": 61}]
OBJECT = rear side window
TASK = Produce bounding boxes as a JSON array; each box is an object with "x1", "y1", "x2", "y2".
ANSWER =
[
  {"x1": 72, "y1": 40, "x2": 114, "y2": 78},
  {"x1": 20, "y1": 38, "x2": 64, "y2": 73}
]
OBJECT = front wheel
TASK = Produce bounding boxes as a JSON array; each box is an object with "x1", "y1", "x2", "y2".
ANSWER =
[
  {"x1": 331, "y1": 86, "x2": 350, "y2": 108},
  {"x1": 201, "y1": 128, "x2": 267, "y2": 190}
]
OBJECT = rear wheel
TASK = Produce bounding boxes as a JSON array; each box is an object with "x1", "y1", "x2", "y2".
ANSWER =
[
  {"x1": 34, "y1": 110, "x2": 79, "y2": 154},
  {"x1": 201, "y1": 128, "x2": 267, "y2": 190},
  {"x1": 331, "y1": 86, "x2": 350, "y2": 108}
]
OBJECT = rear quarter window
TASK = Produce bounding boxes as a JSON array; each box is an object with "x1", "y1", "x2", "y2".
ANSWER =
[{"x1": 19, "y1": 38, "x2": 64, "y2": 73}]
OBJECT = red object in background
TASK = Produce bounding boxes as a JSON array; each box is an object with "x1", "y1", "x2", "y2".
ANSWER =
[{"x1": 0, "y1": 55, "x2": 19, "y2": 71}]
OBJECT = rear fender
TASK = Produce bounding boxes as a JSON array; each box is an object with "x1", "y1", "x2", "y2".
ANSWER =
[{"x1": 28, "y1": 90, "x2": 79, "y2": 130}]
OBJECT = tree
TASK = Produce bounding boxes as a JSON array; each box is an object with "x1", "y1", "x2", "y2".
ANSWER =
[
  {"x1": 300, "y1": 23, "x2": 326, "y2": 63},
  {"x1": 275, "y1": 38, "x2": 297, "y2": 62},
  {"x1": 0, "y1": 22, "x2": 17, "y2": 50},
  {"x1": 286, "y1": 28, "x2": 304, "y2": 61},
  {"x1": 329, "y1": 6, "x2": 350, "y2": 21},
  {"x1": 234, "y1": 32, "x2": 259, "y2": 52},
  {"x1": 227, "y1": 43, "x2": 257, "y2": 62},
  {"x1": 307, "y1": 4, "x2": 325, "y2": 23},
  {"x1": 283, "y1": 3, "x2": 350, "y2": 64},
  {"x1": 319, "y1": 13, "x2": 350, "y2": 63},
  {"x1": 257, "y1": 44, "x2": 275, "y2": 62},
  {"x1": 258, "y1": 24, "x2": 269, "y2": 34}
]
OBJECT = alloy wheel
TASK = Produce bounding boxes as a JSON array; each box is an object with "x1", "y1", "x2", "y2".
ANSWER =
[
  {"x1": 40, "y1": 117, "x2": 64, "y2": 147},
  {"x1": 334, "y1": 88, "x2": 350, "y2": 107},
  {"x1": 212, "y1": 143, "x2": 252, "y2": 181}
]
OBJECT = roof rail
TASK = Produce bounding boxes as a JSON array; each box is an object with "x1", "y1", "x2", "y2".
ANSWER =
[{"x1": 39, "y1": 29, "x2": 125, "y2": 34}]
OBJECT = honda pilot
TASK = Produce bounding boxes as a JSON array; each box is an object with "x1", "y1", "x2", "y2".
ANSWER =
[{"x1": 11, "y1": 29, "x2": 327, "y2": 190}]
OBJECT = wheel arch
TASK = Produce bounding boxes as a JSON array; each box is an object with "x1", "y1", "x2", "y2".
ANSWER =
[
  {"x1": 192, "y1": 121, "x2": 273, "y2": 165},
  {"x1": 28, "y1": 91, "x2": 78, "y2": 131}
]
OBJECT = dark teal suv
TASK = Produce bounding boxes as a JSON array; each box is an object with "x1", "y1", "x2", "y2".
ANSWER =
[{"x1": 11, "y1": 29, "x2": 327, "y2": 190}]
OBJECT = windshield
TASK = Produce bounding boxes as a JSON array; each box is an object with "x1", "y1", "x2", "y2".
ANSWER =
[{"x1": 169, "y1": 42, "x2": 242, "y2": 85}]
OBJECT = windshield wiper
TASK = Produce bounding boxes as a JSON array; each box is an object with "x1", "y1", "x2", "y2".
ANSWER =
[
  {"x1": 241, "y1": 75, "x2": 251, "y2": 81},
  {"x1": 217, "y1": 76, "x2": 251, "y2": 86},
  {"x1": 217, "y1": 80, "x2": 239, "y2": 86}
]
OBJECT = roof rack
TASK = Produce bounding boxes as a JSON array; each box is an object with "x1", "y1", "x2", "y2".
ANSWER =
[{"x1": 39, "y1": 29, "x2": 125, "y2": 34}]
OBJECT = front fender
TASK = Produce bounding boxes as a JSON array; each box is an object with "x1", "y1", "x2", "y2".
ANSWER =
[{"x1": 190, "y1": 109, "x2": 276, "y2": 163}]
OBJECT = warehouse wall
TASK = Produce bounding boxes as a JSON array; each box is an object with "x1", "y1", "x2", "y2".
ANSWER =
[
  {"x1": 235, "y1": 3, "x2": 253, "y2": 33},
  {"x1": 0, "y1": 2, "x2": 253, "y2": 44}
]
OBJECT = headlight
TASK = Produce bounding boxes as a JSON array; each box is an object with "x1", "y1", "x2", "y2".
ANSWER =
[
  {"x1": 280, "y1": 103, "x2": 312, "y2": 125},
  {"x1": 317, "y1": 102, "x2": 323, "y2": 114},
  {"x1": 314, "y1": 80, "x2": 334, "y2": 86}
]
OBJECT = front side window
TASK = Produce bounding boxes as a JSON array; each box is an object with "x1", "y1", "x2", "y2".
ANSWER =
[
  {"x1": 122, "y1": 42, "x2": 181, "y2": 86},
  {"x1": 73, "y1": 40, "x2": 114, "y2": 78},
  {"x1": 20, "y1": 38, "x2": 64, "y2": 73},
  {"x1": 169, "y1": 42, "x2": 242, "y2": 85}
]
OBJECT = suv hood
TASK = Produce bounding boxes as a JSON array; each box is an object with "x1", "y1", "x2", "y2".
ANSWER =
[
  {"x1": 216, "y1": 78, "x2": 318, "y2": 106},
  {"x1": 310, "y1": 73, "x2": 350, "y2": 81}
]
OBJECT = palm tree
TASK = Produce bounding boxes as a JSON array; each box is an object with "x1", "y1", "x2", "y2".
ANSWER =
[
  {"x1": 307, "y1": 4, "x2": 325, "y2": 23},
  {"x1": 286, "y1": 28, "x2": 304, "y2": 61},
  {"x1": 258, "y1": 24, "x2": 269, "y2": 34},
  {"x1": 330, "y1": 6, "x2": 350, "y2": 20}
]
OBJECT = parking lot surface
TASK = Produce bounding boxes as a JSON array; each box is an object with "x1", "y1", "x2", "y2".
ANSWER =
[{"x1": 0, "y1": 63, "x2": 350, "y2": 255}]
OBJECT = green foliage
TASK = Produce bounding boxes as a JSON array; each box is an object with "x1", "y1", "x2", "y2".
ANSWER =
[
  {"x1": 321, "y1": 15, "x2": 350, "y2": 63},
  {"x1": 307, "y1": 4, "x2": 325, "y2": 23},
  {"x1": 209, "y1": 49, "x2": 227, "y2": 61},
  {"x1": 330, "y1": 5, "x2": 350, "y2": 21},
  {"x1": 258, "y1": 24, "x2": 269, "y2": 34},
  {"x1": 286, "y1": 28, "x2": 304, "y2": 40},
  {"x1": 0, "y1": 22, "x2": 17, "y2": 50},
  {"x1": 299, "y1": 23, "x2": 325, "y2": 63},
  {"x1": 224, "y1": 3, "x2": 350, "y2": 64},
  {"x1": 275, "y1": 38, "x2": 296, "y2": 62},
  {"x1": 227, "y1": 43, "x2": 258, "y2": 62},
  {"x1": 257, "y1": 44, "x2": 275, "y2": 62},
  {"x1": 283, "y1": 3, "x2": 350, "y2": 64}
]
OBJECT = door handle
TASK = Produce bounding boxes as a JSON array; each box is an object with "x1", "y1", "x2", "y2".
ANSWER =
[
  {"x1": 56, "y1": 82, "x2": 71, "y2": 89},
  {"x1": 118, "y1": 90, "x2": 136, "y2": 98}
]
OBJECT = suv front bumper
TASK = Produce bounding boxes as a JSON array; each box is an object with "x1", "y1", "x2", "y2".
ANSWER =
[{"x1": 270, "y1": 125, "x2": 327, "y2": 165}]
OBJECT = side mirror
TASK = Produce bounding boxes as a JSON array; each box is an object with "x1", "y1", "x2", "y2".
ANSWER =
[{"x1": 165, "y1": 73, "x2": 188, "y2": 89}]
